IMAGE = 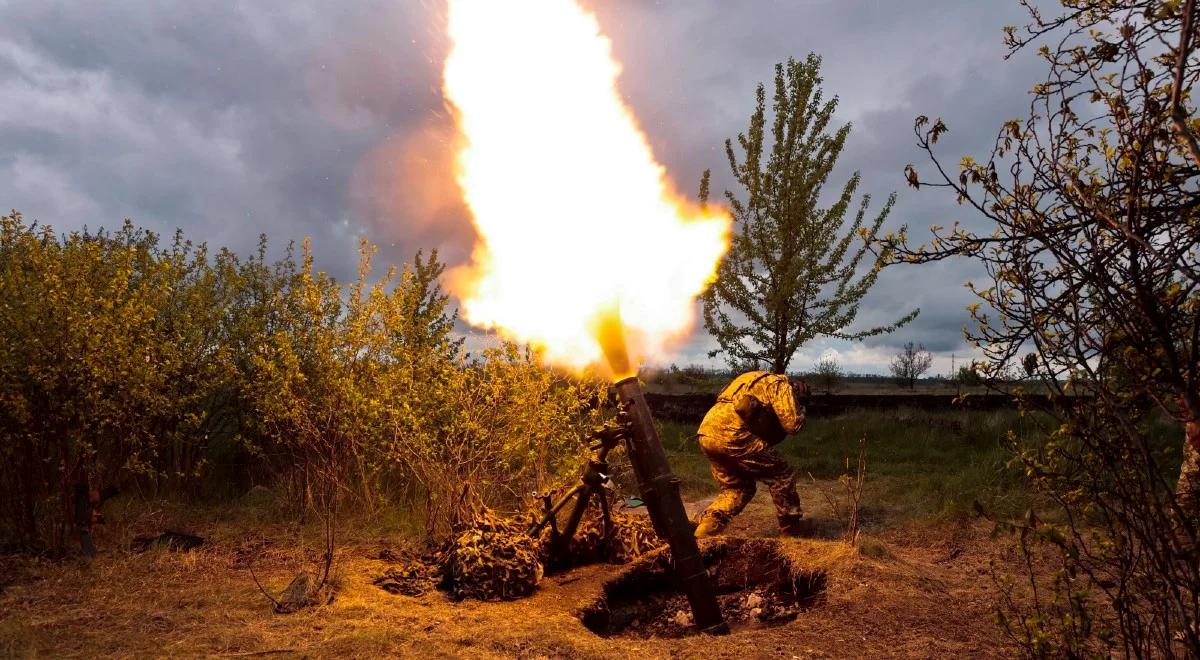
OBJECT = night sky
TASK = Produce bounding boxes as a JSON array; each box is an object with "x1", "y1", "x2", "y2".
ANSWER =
[{"x1": 0, "y1": 0, "x2": 1050, "y2": 374}]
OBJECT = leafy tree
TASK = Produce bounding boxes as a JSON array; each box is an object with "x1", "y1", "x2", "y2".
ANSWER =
[
  {"x1": 243, "y1": 240, "x2": 604, "y2": 534},
  {"x1": 889, "y1": 0, "x2": 1200, "y2": 653},
  {"x1": 954, "y1": 361, "x2": 983, "y2": 388},
  {"x1": 0, "y1": 212, "x2": 603, "y2": 551},
  {"x1": 145, "y1": 233, "x2": 248, "y2": 495},
  {"x1": 700, "y1": 54, "x2": 918, "y2": 374},
  {"x1": 1020, "y1": 352, "x2": 1038, "y2": 380},
  {"x1": 0, "y1": 214, "x2": 175, "y2": 551},
  {"x1": 810, "y1": 356, "x2": 844, "y2": 394},
  {"x1": 390, "y1": 249, "x2": 463, "y2": 361},
  {"x1": 889, "y1": 342, "x2": 932, "y2": 389}
]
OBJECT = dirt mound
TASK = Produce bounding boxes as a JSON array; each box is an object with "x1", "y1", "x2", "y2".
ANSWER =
[{"x1": 579, "y1": 537, "x2": 827, "y2": 638}]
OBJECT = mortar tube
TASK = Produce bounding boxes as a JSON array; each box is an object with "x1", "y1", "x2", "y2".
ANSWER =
[{"x1": 613, "y1": 376, "x2": 729, "y2": 635}]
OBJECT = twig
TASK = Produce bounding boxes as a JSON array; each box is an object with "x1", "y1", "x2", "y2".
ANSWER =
[
  {"x1": 807, "y1": 435, "x2": 867, "y2": 544},
  {"x1": 807, "y1": 471, "x2": 846, "y2": 528},
  {"x1": 844, "y1": 436, "x2": 868, "y2": 544},
  {"x1": 247, "y1": 556, "x2": 282, "y2": 611}
]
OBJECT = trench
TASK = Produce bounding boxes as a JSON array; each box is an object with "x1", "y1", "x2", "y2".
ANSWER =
[{"x1": 578, "y1": 537, "x2": 827, "y2": 638}]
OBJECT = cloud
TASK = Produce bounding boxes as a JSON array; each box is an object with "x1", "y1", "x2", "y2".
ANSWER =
[{"x1": 0, "y1": 0, "x2": 1054, "y2": 370}]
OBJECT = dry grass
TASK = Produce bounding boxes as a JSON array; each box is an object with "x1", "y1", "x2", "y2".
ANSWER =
[{"x1": 0, "y1": 491, "x2": 1024, "y2": 659}]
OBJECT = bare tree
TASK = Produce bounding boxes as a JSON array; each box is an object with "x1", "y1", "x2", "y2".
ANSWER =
[
  {"x1": 889, "y1": 342, "x2": 932, "y2": 389},
  {"x1": 886, "y1": 0, "x2": 1200, "y2": 654}
]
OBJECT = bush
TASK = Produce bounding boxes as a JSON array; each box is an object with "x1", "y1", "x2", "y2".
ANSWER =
[
  {"x1": 809, "y1": 357, "x2": 844, "y2": 394},
  {"x1": 0, "y1": 212, "x2": 600, "y2": 552}
]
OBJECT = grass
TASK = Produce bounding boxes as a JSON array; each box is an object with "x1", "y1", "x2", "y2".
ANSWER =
[
  {"x1": 13, "y1": 408, "x2": 1157, "y2": 659},
  {"x1": 77, "y1": 406, "x2": 1190, "y2": 547},
  {"x1": 660, "y1": 407, "x2": 1049, "y2": 523},
  {"x1": 0, "y1": 519, "x2": 1019, "y2": 658},
  {"x1": 3, "y1": 406, "x2": 1186, "y2": 658},
  {"x1": 661, "y1": 405, "x2": 1186, "y2": 526}
]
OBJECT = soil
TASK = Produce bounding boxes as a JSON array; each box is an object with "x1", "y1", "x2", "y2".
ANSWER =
[
  {"x1": 0, "y1": 496, "x2": 1024, "y2": 658},
  {"x1": 580, "y1": 538, "x2": 827, "y2": 638}
]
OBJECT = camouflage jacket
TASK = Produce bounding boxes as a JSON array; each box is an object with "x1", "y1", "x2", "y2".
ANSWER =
[{"x1": 698, "y1": 371, "x2": 805, "y2": 452}]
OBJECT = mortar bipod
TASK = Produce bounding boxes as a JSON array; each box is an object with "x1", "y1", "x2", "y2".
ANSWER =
[{"x1": 529, "y1": 412, "x2": 632, "y2": 567}]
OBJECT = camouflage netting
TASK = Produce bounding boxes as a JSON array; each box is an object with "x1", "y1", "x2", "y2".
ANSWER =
[
  {"x1": 373, "y1": 560, "x2": 438, "y2": 597},
  {"x1": 437, "y1": 510, "x2": 545, "y2": 601},
  {"x1": 537, "y1": 494, "x2": 662, "y2": 569},
  {"x1": 374, "y1": 495, "x2": 664, "y2": 602}
]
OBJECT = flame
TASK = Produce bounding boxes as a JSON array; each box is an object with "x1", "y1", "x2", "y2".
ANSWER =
[{"x1": 442, "y1": 0, "x2": 730, "y2": 377}]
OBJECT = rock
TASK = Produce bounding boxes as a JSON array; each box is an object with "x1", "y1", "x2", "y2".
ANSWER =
[
  {"x1": 750, "y1": 607, "x2": 764, "y2": 619},
  {"x1": 673, "y1": 610, "x2": 692, "y2": 627},
  {"x1": 745, "y1": 592, "x2": 765, "y2": 609},
  {"x1": 275, "y1": 571, "x2": 320, "y2": 614}
]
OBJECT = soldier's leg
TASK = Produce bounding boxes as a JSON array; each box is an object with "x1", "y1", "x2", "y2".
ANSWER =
[
  {"x1": 695, "y1": 458, "x2": 755, "y2": 538},
  {"x1": 739, "y1": 444, "x2": 807, "y2": 536}
]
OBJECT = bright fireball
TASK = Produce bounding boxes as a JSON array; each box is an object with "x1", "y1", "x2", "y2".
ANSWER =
[{"x1": 443, "y1": 0, "x2": 730, "y2": 375}]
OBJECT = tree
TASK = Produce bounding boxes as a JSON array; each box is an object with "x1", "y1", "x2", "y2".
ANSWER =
[
  {"x1": 889, "y1": 0, "x2": 1200, "y2": 654},
  {"x1": 1020, "y1": 352, "x2": 1038, "y2": 380},
  {"x1": 0, "y1": 214, "x2": 176, "y2": 552},
  {"x1": 0, "y1": 212, "x2": 604, "y2": 552},
  {"x1": 954, "y1": 361, "x2": 983, "y2": 388},
  {"x1": 700, "y1": 54, "x2": 918, "y2": 375},
  {"x1": 889, "y1": 342, "x2": 932, "y2": 389},
  {"x1": 810, "y1": 356, "x2": 844, "y2": 394}
]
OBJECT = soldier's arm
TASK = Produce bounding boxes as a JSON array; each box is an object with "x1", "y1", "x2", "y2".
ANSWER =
[{"x1": 769, "y1": 376, "x2": 805, "y2": 434}]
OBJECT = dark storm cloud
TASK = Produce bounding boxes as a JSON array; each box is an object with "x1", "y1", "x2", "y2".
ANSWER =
[
  {"x1": 588, "y1": 0, "x2": 1050, "y2": 371},
  {"x1": 0, "y1": 0, "x2": 454, "y2": 280},
  {"x1": 0, "y1": 0, "x2": 1055, "y2": 371}
]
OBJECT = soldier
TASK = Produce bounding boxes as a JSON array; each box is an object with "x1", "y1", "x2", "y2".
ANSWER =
[{"x1": 694, "y1": 371, "x2": 810, "y2": 538}]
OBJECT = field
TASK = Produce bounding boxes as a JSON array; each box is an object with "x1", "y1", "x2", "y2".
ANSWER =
[
  {"x1": 5, "y1": 406, "x2": 1181, "y2": 659},
  {"x1": 659, "y1": 407, "x2": 1035, "y2": 520}
]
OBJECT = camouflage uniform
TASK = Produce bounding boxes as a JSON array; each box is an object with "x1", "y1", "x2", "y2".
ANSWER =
[{"x1": 695, "y1": 371, "x2": 806, "y2": 536}]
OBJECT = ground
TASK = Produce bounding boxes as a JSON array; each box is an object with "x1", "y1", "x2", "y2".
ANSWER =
[{"x1": 0, "y1": 485, "x2": 1021, "y2": 659}]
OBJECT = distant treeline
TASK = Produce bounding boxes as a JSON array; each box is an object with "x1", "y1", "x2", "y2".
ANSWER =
[
  {"x1": 645, "y1": 392, "x2": 1080, "y2": 424},
  {"x1": 641, "y1": 362, "x2": 1004, "y2": 389}
]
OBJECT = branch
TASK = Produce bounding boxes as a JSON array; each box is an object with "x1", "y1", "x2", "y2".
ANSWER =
[
  {"x1": 1171, "y1": 0, "x2": 1200, "y2": 169},
  {"x1": 248, "y1": 558, "x2": 282, "y2": 611}
]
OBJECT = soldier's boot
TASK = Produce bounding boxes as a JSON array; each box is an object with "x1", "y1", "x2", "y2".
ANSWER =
[
  {"x1": 778, "y1": 514, "x2": 814, "y2": 538},
  {"x1": 694, "y1": 512, "x2": 730, "y2": 538}
]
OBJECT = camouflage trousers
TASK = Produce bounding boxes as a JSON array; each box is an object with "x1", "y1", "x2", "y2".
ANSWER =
[{"x1": 696, "y1": 435, "x2": 802, "y2": 534}]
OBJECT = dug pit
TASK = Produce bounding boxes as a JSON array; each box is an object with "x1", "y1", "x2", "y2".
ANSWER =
[{"x1": 579, "y1": 537, "x2": 827, "y2": 638}]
